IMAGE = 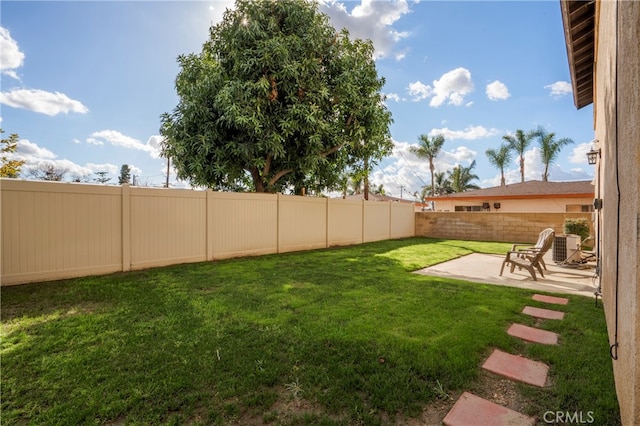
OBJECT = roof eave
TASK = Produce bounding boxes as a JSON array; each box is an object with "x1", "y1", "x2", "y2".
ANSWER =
[{"x1": 561, "y1": 0, "x2": 596, "y2": 109}]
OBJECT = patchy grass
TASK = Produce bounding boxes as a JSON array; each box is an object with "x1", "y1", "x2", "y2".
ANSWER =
[{"x1": 1, "y1": 238, "x2": 619, "y2": 425}]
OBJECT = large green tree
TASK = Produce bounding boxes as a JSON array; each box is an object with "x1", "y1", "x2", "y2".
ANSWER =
[
  {"x1": 160, "y1": 0, "x2": 392, "y2": 194},
  {"x1": 409, "y1": 133, "x2": 445, "y2": 197},
  {"x1": 0, "y1": 129, "x2": 25, "y2": 178},
  {"x1": 535, "y1": 126, "x2": 573, "y2": 181},
  {"x1": 502, "y1": 129, "x2": 536, "y2": 183},
  {"x1": 485, "y1": 143, "x2": 513, "y2": 186}
]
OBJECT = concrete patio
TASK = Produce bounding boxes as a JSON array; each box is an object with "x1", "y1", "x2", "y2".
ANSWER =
[{"x1": 414, "y1": 252, "x2": 598, "y2": 298}]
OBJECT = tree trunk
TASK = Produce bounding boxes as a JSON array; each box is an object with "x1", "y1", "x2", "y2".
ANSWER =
[
  {"x1": 363, "y1": 157, "x2": 369, "y2": 201},
  {"x1": 250, "y1": 168, "x2": 266, "y2": 192},
  {"x1": 429, "y1": 160, "x2": 435, "y2": 197}
]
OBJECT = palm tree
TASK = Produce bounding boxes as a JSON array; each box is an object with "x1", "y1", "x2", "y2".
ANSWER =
[
  {"x1": 409, "y1": 134, "x2": 446, "y2": 197},
  {"x1": 448, "y1": 160, "x2": 480, "y2": 193},
  {"x1": 535, "y1": 126, "x2": 574, "y2": 181},
  {"x1": 371, "y1": 184, "x2": 386, "y2": 196},
  {"x1": 433, "y1": 171, "x2": 452, "y2": 195},
  {"x1": 485, "y1": 144, "x2": 513, "y2": 186},
  {"x1": 502, "y1": 129, "x2": 536, "y2": 183}
]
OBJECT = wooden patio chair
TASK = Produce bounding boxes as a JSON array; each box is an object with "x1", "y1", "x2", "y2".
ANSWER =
[
  {"x1": 509, "y1": 227, "x2": 555, "y2": 271},
  {"x1": 499, "y1": 229, "x2": 555, "y2": 281}
]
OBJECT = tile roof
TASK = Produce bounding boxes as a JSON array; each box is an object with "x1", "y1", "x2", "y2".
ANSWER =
[{"x1": 424, "y1": 180, "x2": 594, "y2": 200}]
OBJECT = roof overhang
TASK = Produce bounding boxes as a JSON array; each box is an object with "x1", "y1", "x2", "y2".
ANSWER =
[
  {"x1": 560, "y1": 0, "x2": 596, "y2": 109},
  {"x1": 424, "y1": 193, "x2": 594, "y2": 202}
]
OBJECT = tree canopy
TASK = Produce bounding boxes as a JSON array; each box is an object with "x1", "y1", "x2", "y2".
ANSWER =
[
  {"x1": 160, "y1": 0, "x2": 393, "y2": 193},
  {"x1": 1, "y1": 129, "x2": 25, "y2": 178},
  {"x1": 409, "y1": 133, "x2": 445, "y2": 197},
  {"x1": 535, "y1": 126, "x2": 573, "y2": 181},
  {"x1": 485, "y1": 144, "x2": 512, "y2": 186},
  {"x1": 502, "y1": 129, "x2": 536, "y2": 183}
]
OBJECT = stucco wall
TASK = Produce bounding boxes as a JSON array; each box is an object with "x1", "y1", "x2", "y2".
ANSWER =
[
  {"x1": 431, "y1": 197, "x2": 593, "y2": 213},
  {"x1": 594, "y1": 1, "x2": 640, "y2": 423},
  {"x1": 415, "y1": 212, "x2": 593, "y2": 243}
]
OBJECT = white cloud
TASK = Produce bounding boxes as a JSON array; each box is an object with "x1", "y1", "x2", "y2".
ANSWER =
[
  {"x1": 486, "y1": 80, "x2": 510, "y2": 101},
  {"x1": 15, "y1": 139, "x2": 57, "y2": 160},
  {"x1": 208, "y1": 1, "x2": 235, "y2": 25},
  {"x1": 569, "y1": 142, "x2": 593, "y2": 164},
  {"x1": 545, "y1": 81, "x2": 572, "y2": 97},
  {"x1": 369, "y1": 139, "x2": 481, "y2": 197},
  {"x1": 11, "y1": 139, "x2": 92, "y2": 178},
  {"x1": 384, "y1": 92, "x2": 401, "y2": 102},
  {"x1": 407, "y1": 81, "x2": 432, "y2": 101},
  {"x1": 88, "y1": 130, "x2": 162, "y2": 158},
  {"x1": 428, "y1": 125, "x2": 499, "y2": 140},
  {"x1": 439, "y1": 146, "x2": 477, "y2": 167},
  {"x1": 430, "y1": 68, "x2": 474, "y2": 107},
  {"x1": 0, "y1": 27, "x2": 24, "y2": 79},
  {"x1": 0, "y1": 89, "x2": 89, "y2": 116},
  {"x1": 86, "y1": 137, "x2": 104, "y2": 146},
  {"x1": 320, "y1": 0, "x2": 411, "y2": 59}
]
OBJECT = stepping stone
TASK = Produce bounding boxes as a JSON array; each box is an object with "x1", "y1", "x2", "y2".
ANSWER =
[
  {"x1": 508, "y1": 323, "x2": 559, "y2": 345},
  {"x1": 532, "y1": 294, "x2": 569, "y2": 305},
  {"x1": 482, "y1": 349, "x2": 549, "y2": 387},
  {"x1": 522, "y1": 306, "x2": 565, "y2": 320},
  {"x1": 442, "y1": 392, "x2": 535, "y2": 426}
]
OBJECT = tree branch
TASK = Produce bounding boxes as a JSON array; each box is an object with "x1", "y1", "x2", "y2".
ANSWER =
[
  {"x1": 268, "y1": 168, "x2": 293, "y2": 187},
  {"x1": 262, "y1": 153, "x2": 272, "y2": 177},
  {"x1": 320, "y1": 143, "x2": 344, "y2": 158}
]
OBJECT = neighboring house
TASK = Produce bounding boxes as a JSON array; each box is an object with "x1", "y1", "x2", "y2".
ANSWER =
[
  {"x1": 423, "y1": 180, "x2": 594, "y2": 213},
  {"x1": 342, "y1": 193, "x2": 426, "y2": 211},
  {"x1": 561, "y1": 1, "x2": 639, "y2": 424}
]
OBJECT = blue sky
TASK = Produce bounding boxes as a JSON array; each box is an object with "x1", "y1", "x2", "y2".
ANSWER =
[{"x1": 0, "y1": 0, "x2": 595, "y2": 197}]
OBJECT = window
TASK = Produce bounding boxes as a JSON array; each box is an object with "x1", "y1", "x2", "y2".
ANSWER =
[
  {"x1": 455, "y1": 205, "x2": 483, "y2": 212},
  {"x1": 566, "y1": 204, "x2": 594, "y2": 213}
]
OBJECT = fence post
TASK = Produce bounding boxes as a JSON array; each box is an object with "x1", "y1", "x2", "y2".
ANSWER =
[
  {"x1": 122, "y1": 183, "x2": 131, "y2": 272},
  {"x1": 361, "y1": 199, "x2": 365, "y2": 244},
  {"x1": 206, "y1": 190, "x2": 214, "y2": 260}
]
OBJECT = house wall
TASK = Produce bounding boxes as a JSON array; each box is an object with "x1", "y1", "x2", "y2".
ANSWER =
[
  {"x1": 594, "y1": 1, "x2": 640, "y2": 423},
  {"x1": 432, "y1": 197, "x2": 593, "y2": 213},
  {"x1": 415, "y1": 212, "x2": 593, "y2": 243},
  {"x1": 0, "y1": 179, "x2": 415, "y2": 285}
]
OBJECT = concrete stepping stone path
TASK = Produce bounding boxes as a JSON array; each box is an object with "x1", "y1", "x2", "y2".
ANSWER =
[
  {"x1": 522, "y1": 305, "x2": 565, "y2": 320},
  {"x1": 442, "y1": 392, "x2": 535, "y2": 426},
  {"x1": 508, "y1": 323, "x2": 559, "y2": 345},
  {"x1": 443, "y1": 294, "x2": 568, "y2": 424},
  {"x1": 482, "y1": 349, "x2": 549, "y2": 387},
  {"x1": 532, "y1": 294, "x2": 569, "y2": 305}
]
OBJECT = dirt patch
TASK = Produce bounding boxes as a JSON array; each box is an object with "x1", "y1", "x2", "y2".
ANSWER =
[{"x1": 467, "y1": 370, "x2": 534, "y2": 415}]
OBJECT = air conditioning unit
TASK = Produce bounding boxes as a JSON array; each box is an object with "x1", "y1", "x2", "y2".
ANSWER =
[{"x1": 553, "y1": 234, "x2": 582, "y2": 264}]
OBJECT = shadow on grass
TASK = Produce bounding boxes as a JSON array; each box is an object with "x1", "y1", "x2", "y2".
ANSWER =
[{"x1": 1, "y1": 237, "x2": 619, "y2": 425}]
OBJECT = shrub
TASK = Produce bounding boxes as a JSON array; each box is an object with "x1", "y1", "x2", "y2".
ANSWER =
[{"x1": 564, "y1": 218, "x2": 591, "y2": 246}]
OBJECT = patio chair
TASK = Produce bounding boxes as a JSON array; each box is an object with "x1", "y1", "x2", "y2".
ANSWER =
[
  {"x1": 499, "y1": 229, "x2": 555, "y2": 281},
  {"x1": 509, "y1": 227, "x2": 555, "y2": 271}
]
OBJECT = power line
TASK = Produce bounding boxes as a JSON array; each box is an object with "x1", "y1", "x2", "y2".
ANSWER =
[{"x1": 396, "y1": 147, "x2": 429, "y2": 188}]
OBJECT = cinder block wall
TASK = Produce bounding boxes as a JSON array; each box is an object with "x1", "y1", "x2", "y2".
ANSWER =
[{"x1": 415, "y1": 212, "x2": 593, "y2": 243}]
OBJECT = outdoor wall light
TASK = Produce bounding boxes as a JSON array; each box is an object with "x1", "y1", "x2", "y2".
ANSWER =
[
  {"x1": 493, "y1": 202, "x2": 501, "y2": 209},
  {"x1": 587, "y1": 147, "x2": 601, "y2": 165}
]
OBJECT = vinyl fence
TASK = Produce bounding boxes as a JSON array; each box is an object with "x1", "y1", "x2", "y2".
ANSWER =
[{"x1": 1, "y1": 179, "x2": 415, "y2": 285}]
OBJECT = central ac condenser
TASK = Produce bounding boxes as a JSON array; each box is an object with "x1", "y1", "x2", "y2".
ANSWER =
[{"x1": 553, "y1": 234, "x2": 582, "y2": 264}]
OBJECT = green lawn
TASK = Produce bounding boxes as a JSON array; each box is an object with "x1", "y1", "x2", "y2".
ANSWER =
[{"x1": 1, "y1": 238, "x2": 620, "y2": 425}]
